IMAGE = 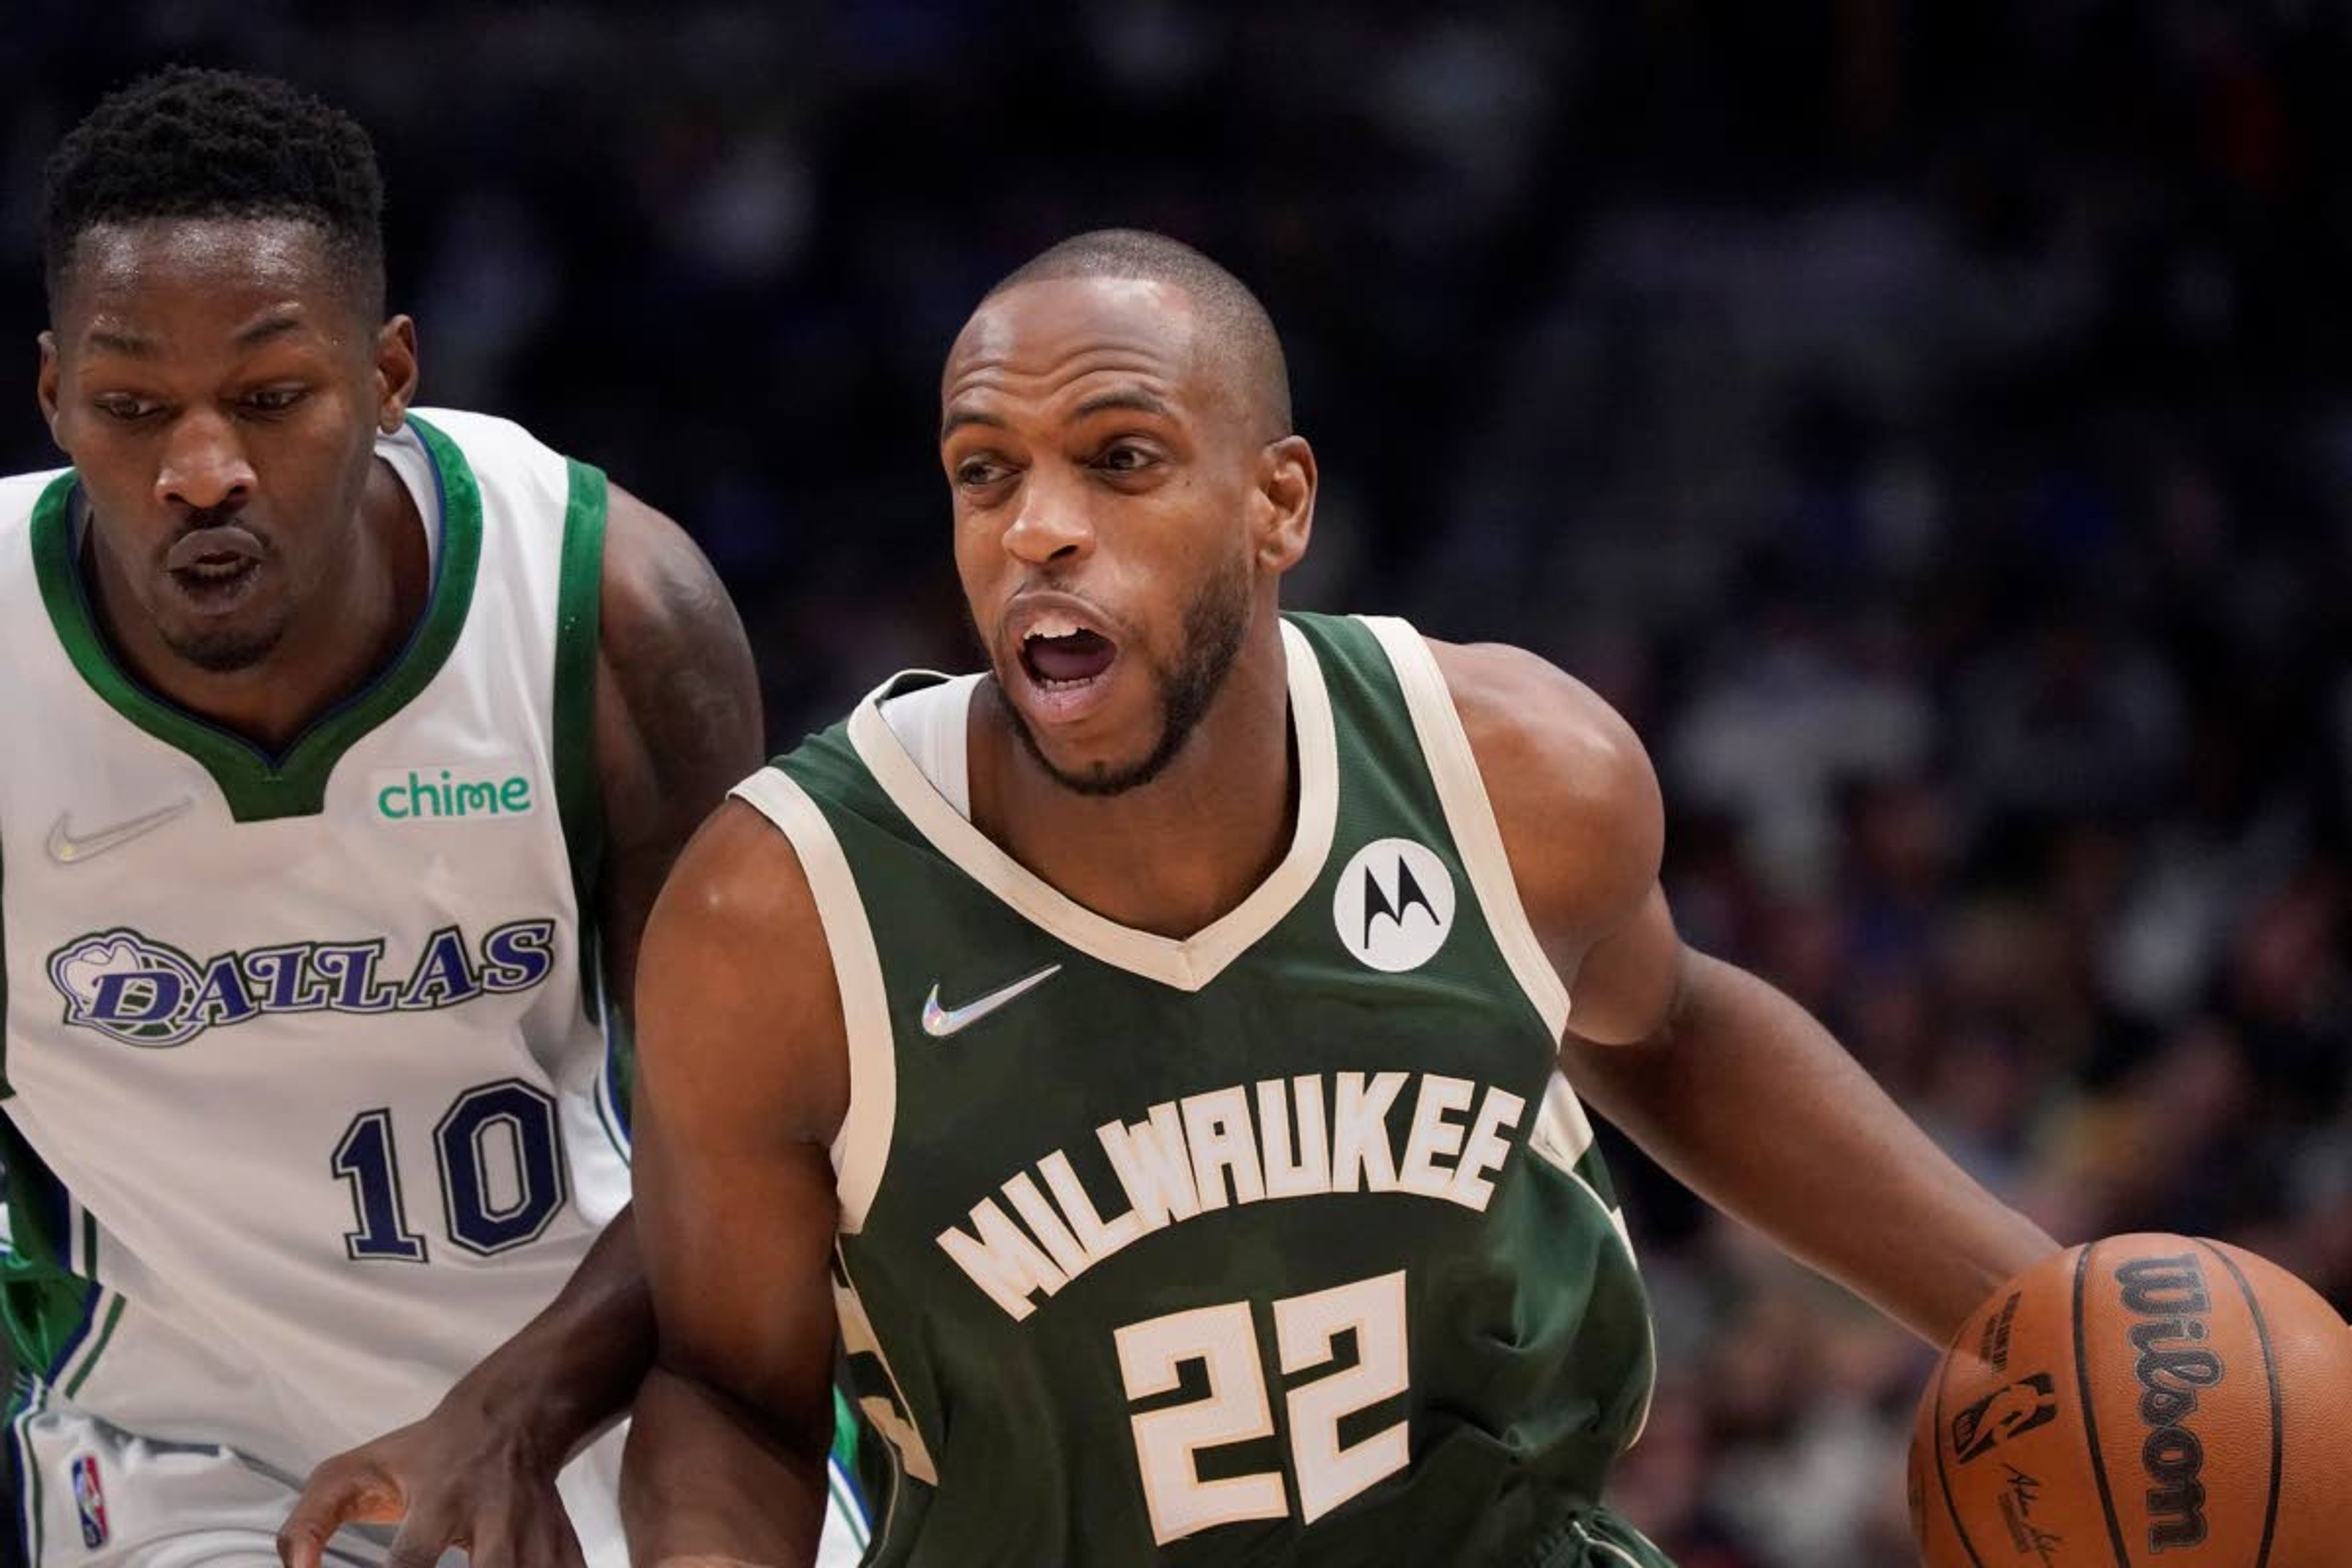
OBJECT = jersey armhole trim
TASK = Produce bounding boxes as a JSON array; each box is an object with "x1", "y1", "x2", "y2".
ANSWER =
[
  {"x1": 552, "y1": 458, "x2": 609, "y2": 1031},
  {"x1": 728, "y1": 769, "x2": 895, "y2": 1234},
  {"x1": 1358, "y1": 616, "x2": 1573, "y2": 1039}
]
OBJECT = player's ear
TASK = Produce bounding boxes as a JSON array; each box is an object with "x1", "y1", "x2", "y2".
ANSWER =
[
  {"x1": 36, "y1": 331, "x2": 62, "y2": 449},
  {"x1": 373, "y1": 314, "x2": 420, "y2": 434},
  {"x1": 1253, "y1": 434, "x2": 1315, "y2": 573}
]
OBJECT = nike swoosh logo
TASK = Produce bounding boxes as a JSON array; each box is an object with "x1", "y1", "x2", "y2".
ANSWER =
[
  {"x1": 921, "y1": 963, "x2": 1063, "y2": 1038},
  {"x1": 47, "y1": 797, "x2": 195, "y2": 866}
]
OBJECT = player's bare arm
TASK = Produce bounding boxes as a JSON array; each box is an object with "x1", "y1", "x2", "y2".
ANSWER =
[
  {"x1": 591, "y1": 483, "x2": 766, "y2": 1019},
  {"x1": 1430, "y1": 638, "x2": 2059, "y2": 1343},
  {"x1": 282, "y1": 485, "x2": 763, "y2": 1568},
  {"x1": 620, "y1": 801, "x2": 848, "y2": 1567}
]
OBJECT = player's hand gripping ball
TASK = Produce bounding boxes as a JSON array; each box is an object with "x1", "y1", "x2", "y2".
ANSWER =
[{"x1": 1909, "y1": 1234, "x2": 2352, "y2": 1567}]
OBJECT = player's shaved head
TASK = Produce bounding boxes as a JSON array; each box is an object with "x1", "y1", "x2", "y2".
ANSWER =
[{"x1": 985, "y1": 229, "x2": 1292, "y2": 440}]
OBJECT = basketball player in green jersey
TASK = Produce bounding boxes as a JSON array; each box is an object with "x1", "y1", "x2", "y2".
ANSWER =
[
  {"x1": 1, "y1": 68, "x2": 864, "y2": 1568},
  {"x1": 616, "y1": 230, "x2": 2060, "y2": 1566}
]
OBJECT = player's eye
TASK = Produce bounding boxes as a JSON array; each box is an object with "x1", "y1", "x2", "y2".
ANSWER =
[
  {"x1": 956, "y1": 456, "x2": 1012, "y2": 489},
  {"x1": 243, "y1": 385, "x2": 308, "y2": 415},
  {"x1": 1093, "y1": 442, "x2": 1159, "y2": 475},
  {"x1": 91, "y1": 393, "x2": 160, "y2": 423}
]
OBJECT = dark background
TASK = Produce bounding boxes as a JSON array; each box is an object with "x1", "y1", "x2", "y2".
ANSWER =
[{"x1": 10, "y1": 4, "x2": 2352, "y2": 1562}]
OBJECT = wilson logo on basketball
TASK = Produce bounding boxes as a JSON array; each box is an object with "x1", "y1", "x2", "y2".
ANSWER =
[
  {"x1": 2117, "y1": 1253, "x2": 2220, "y2": 1553},
  {"x1": 1951, "y1": 1373, "x2": 2059, "y2": 1463}
]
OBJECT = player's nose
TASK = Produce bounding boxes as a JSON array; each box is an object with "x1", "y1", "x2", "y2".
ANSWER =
[
  {"x1": 1002, "y1": 467, "x2": 1095, "y2": 566},
  {"x1": 154, "y1": 408, "x2": 256, "y2": 513}
]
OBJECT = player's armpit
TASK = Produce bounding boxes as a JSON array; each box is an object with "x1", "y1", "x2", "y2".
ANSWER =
[{"x1": 623, "y1": 800, "x2": 849, "y2": 1564}]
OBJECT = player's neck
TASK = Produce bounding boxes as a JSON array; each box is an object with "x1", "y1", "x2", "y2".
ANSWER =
[
  {"x1": 88, "y1": 458, "x2": 428, "y2": 753},
  {"x1": 972, "y1": 637, "x2": 1298, "y2": 940}
]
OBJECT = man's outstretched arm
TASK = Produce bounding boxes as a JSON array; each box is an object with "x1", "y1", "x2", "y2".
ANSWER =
[{"x1": 1436, "y1": 638, "x2": 2059, "y2": 1344}]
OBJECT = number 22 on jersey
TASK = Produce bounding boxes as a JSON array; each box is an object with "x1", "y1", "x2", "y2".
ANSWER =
[{"x1": 1115, "y1": 1270, "x2": 1409, "y2": 1545}]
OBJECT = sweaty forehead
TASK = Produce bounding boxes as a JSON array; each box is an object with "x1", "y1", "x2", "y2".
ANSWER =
[
  {"x1": 59, "y1": 217, "x2": 358, "y2": 344},
  {"x1": 941, "y1": 277, "x2": 1208, "y2": 418}
]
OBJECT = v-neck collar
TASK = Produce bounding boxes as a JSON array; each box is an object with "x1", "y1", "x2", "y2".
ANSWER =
[
  {"x1": 846, "y1": 618, "x2": 1339, "y2": 992},
  {"x1": 30, "y1": 413, "x2": 483, "y2": 823}
]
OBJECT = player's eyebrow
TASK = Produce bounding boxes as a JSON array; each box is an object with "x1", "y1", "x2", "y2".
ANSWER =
[
  {"x1": 83, "y1": 326, "x2": 156, "y2": 358},
  {"x1": 941, "y1": 407, "x2": 1007, "y2": 443},
  {"x1": 1072, "y1": 387, "x2": 1172, "y2": 421},
  {"x1": 232, "y1": 309, "x2": 307, "y2": 350}
]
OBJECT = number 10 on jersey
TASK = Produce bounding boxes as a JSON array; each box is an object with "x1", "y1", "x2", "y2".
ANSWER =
[
  {"x1": 331, "y1": 1078, "x2": 569, "y2": 1261},
  {"x1": 1115, "y1": 1270, "x2": 1409, "y2": 1545}
]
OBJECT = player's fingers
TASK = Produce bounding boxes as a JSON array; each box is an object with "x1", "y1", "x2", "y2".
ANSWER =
[
  {"x1": 457, "y1": 1518, "x2": 511, "y2": 1568},
  {"x1": 483, "y1": 1478, "x2": 590, "y2": 1568},
  {"x1": 277, "y1": 1459, "x2": 402, "y2": 1568},
  {"x1": 380, "y1": 1501, "x2": 466, "y2": 1568},
  {"x1": 492, "y1": 1506, "x2": 590, "y2": 1568}
]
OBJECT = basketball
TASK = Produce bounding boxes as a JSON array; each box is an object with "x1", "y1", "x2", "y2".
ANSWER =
[{"x1": 1909, "y1": 1234, "x2": 2352, "y2": 1567}]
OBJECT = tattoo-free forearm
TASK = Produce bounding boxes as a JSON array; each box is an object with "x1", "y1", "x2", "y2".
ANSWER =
[
  {"x1": 1563, "y1": 952, "x2": 2059, "y2": 1343},
  {"x1": 440, "y1": 1204, "x2": 655, "y2": 1458},
  {"x1": 622, "y1": 1364, "x2": 831, "y2": 1568}
]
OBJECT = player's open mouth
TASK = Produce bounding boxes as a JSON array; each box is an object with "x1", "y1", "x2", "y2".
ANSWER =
[
  {"x1": 165, "y1": 526, "x2": 266, "y2": 612},
  {"x1": 1021, "y1": 617, "x2": 1117, "y2": 688},
  {"x1": 1010, "y1": 603, "x2": 1123, "y2": 722}
]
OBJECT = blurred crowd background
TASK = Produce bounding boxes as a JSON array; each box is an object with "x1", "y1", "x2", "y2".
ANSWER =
[{"x1": 8, "y1": 3, "x2": 2352, "y2": 1564}]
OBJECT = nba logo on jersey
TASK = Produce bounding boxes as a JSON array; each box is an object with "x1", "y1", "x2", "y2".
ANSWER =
[{"x1": 71, "y1": 1454, "x2": 109, "y2": 1548}]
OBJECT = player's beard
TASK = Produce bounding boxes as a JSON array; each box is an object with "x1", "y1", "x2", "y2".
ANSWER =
[{"x1": 1002, "y1": 551, "x2": 1254, "y2": 799}]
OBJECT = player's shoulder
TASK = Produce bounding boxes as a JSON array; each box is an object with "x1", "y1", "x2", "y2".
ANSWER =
[
  {"x1": 661, "y1": 790, "x2": 824, "y2": 933},
  {"x1": 638, "y1": 788, "x2": 848, "y2": 1140},
  {"x1": 581, "y1": 467, "x2": 758, "y2": 820},
  {"x1": 407, "y1": 406, "x2": 724, "y2": 650},
  {"x1": 1419, "y1": 633, "x2": 1664, "y2": 938},
  {"x1": 405, "y1": 404, "x2": 547, "y2": 461},
  {"x1": 594, "y1": 480, "x2": 741, "y2": 675},
  {"x1": 0, "y1": 467, "x2": 72, "y2": 598},
  {"x1": 1420, "y1": 636, "x2": 1659, "y2": 824}
]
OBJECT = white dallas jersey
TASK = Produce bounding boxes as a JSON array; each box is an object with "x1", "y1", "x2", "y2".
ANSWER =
[{"x1": 0, "y1": 410, "x2": 630, "y2": 1480}]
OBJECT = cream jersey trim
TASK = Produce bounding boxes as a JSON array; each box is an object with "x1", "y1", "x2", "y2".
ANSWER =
[
  {"x1": 1358, "y1": 616, "x2": 1574, "y2": 1039},
  {"x1": 728, "y1": 769, "x2": 895, "y2": 1234},
  {"x1": 878, "y1": 673, "x2": 981, "y2": 821},
  {"x1": 843, "y1": 620, "x2": 1339, "y2": 993}
]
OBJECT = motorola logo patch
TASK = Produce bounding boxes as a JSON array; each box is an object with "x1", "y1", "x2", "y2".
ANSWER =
[{"x1": 1333, "y1": 838, "x2": 1455, "y2": 973}]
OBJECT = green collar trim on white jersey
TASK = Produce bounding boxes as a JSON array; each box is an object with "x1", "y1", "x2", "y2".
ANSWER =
[{"x1": 31, "y1": 412, "x2": 486, "y2": 823}]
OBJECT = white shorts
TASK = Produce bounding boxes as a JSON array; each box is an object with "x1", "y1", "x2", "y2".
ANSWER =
[{"x1": 7, "y1": 1398, "x2": 872, "y2": 1568}]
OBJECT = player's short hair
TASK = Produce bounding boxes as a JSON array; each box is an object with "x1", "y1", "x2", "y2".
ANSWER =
[
  {"x1": 989, "y1": 229, "x2": 1293, "y2": 438},
  {"x1": 42, "y1": 66, "x2": 386, "y2": 317}
]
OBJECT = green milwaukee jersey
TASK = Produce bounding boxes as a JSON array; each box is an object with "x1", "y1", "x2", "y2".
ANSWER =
[{"x1": 733, "y1": 613, "x2": 1664, "y2": 1567}]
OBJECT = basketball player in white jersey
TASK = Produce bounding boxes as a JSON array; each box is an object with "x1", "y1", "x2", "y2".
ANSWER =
[{"x1": 0, "y1": 69, "x2": 865, "y2": 1568}]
